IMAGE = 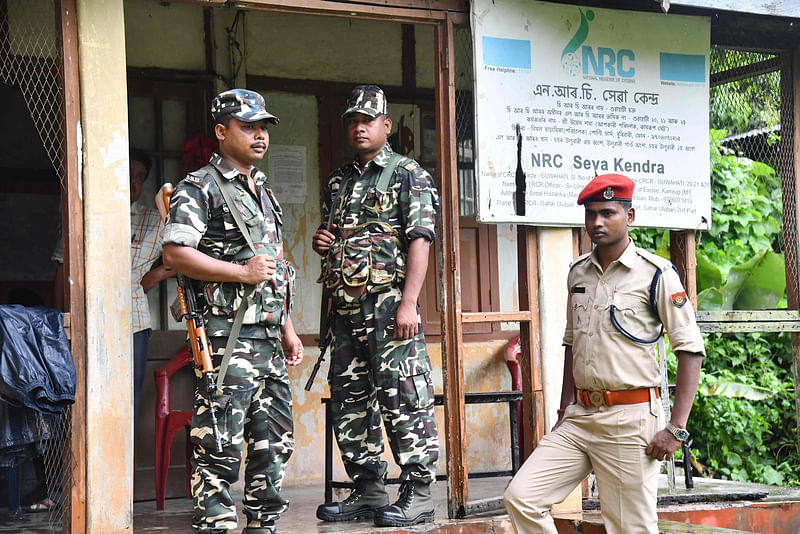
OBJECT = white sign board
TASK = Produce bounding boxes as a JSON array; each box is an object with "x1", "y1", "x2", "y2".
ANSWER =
[{"x1": 472, "y1": 0, "x2": 711, "y2": 229}]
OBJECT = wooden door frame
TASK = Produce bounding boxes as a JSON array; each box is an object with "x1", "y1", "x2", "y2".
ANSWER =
[
  {"x1": 133, "y1": 0, "x2": 543, "y2": 519},
  {"x1": 57, "y1": 1, "x2": 86, "y2": 531}
]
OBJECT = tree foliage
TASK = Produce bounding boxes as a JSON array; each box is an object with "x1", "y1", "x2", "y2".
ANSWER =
[
  {"x1": 630, "y1": 130, "x2": 799, "y2": 487},
  {"x1": 709, "y1": 49, "x2": 780, "y2": 136}
]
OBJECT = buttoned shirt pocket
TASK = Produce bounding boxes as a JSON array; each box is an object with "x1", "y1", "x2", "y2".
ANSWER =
[
  {"x1": 571, "y1": 294, "x2": 592, "y2": 330},
  {"x1": 362, "y1": 186, "x2": 393, "y2": 216},
  {"x1": 604, "y1": 292, "x2": 653, "y2": 335},
  {"x1": 232, "y1": 189, "x2": 267, "y2": 246},
  {"x1": 235, "y1": 191, "x2": 261, "y2": 224}
]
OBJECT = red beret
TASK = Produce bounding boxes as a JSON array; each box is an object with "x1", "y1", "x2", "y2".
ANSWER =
[{"x1": 577, "y1": 173, "x2": 635, "y2": 205}]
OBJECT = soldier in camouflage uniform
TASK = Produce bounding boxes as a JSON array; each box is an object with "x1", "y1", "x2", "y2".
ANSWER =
[
  {"x1": 162, "y1": 89, "x2": 303, "y2": 534},
  {"x1": 312, "y1": 85, "x2": 440, "y2": 527}
]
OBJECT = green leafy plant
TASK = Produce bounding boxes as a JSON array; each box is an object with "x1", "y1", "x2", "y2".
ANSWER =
[
  {"x1": 635, "y1": 129, "x2": 799, "y2": 487},
  {"x1": 696, "y1": 249, "x2": 786, "y2": 311},
  {"x1": 687, "y1": 332, "x2": 799, "y2": 487}
]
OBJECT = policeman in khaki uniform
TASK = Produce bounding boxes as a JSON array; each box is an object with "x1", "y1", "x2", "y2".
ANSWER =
[
  {"x1": 312, "y1": 85, "x2": 440, "y2": 527},
  {"x1": 504, "y1": 173, "x2": 705, "y2": 534},
  {"x1": 163, "y1": 89, "x2": 303, "y2": 534}
]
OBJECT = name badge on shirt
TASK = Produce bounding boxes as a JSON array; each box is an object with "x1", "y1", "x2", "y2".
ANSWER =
[{"x1": 570, "y1": 286, "x2": 586, "y2": 294}]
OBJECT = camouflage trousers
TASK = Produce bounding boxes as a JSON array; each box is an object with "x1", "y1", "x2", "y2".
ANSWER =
[
  {"x1": 190, "y1": 336, "x2": 294, "y2": 532},
  {"x1": 328, "y1": 287, "x2": 439, "y2": 484}
]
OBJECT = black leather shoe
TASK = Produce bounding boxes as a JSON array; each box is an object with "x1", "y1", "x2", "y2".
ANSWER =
[
  {"x1": 316, "y1": 478, "x2": 389, "y2": 522},
  {"x1": 374, "y1": 480, "x2": 435, "y2": 527}
]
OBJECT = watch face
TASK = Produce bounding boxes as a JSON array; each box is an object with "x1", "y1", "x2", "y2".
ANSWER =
[{"x1": 667, "y1": 423, "x2": 689, "y2": 441}]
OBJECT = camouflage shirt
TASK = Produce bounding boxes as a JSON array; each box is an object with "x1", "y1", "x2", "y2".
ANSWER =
[
  {"x1": 163, "y1": 153, "x2": 294, "y2": 339},
  {"x1": 319, "y1": 143, "x2": 440, "y2": 295}
]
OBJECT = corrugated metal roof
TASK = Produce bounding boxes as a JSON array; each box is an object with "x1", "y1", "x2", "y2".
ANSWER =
[
  {"x1": 721, "y1": 124, "x2": 780, "y2": 143},
  {"x1": 669, "y1": 1, "x2": 800, "y2": 18}
]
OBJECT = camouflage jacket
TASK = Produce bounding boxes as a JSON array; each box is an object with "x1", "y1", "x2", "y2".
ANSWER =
[
  {"x1": 163, "y1": 153, "x2": 294, "y2": 339},
  {"x1": 319, "y1": 144, "x2": 440, "y2": 296}
]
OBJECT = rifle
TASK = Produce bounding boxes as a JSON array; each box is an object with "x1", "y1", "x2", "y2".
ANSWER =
[
  {"x1": 304, "y1": 292, "x2": 331, "y2": 391},
  {"x1": 156, "y1": 183, "x2": 223, "y2": 453}
]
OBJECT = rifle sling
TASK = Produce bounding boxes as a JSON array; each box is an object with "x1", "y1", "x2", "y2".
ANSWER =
[
  {"x1": 208, "y1": 168, "x2": 260, "y2": 390},
  {"x1": 326, "y1": 151, "x2": 405, "y2": 232}
]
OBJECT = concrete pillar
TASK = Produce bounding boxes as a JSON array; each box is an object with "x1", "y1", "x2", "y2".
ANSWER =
[
  {"x1": 76, "y1": 0, "x2": 132, "y2": 531},
  {"x1": 538, "y1": 227, "x2": 581, "y2": 512},
  {"x1": 536, "y1": 227, "x2": 573, "y2": 430}
]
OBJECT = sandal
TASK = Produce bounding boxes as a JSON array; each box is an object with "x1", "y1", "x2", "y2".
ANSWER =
[{"x1": 25, "y1": 498, "x2": 57, "y2": 513}]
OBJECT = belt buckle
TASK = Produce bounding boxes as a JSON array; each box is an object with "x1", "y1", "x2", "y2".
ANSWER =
[{"x1": 588, "y1": 391, "x2": 604, "y2": 407}]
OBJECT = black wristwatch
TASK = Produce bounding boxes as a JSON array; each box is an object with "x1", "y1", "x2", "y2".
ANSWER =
[{"x1": 665, "y1": 422, "x2": 690, "y2": 442}]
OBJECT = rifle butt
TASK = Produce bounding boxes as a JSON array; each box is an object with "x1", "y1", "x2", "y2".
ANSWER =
[{"x1": 155, "y1": 183, "x2": 174, "y2": 222}]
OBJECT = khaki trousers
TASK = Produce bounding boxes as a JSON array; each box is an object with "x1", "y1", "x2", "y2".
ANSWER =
[{"x1": 504, "y1": 401, "x2": 663, "y2": 534}]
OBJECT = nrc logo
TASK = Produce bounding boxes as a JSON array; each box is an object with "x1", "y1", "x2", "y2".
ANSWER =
[
  {"x1": 582, "y1": 46, "x2": 636, "y2": 78},
  {"x1": 560, "y1": 8, "x2": 637, "y2": 79}
]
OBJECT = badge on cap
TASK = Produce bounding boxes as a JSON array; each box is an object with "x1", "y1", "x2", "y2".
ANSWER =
[
  {"x1": 603, "y1": 187, "x2": 614, "y2": 200},
  {"x1": 671, "y1": 291, "x2": 687, "y2": 307}
]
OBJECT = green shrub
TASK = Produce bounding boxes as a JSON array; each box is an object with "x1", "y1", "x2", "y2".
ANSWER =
[{"x1": 633, "y1": 130, "x2": 799, "y2": 487}]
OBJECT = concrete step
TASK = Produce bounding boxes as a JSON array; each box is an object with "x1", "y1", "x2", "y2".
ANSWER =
[
  {"x1": 554, "y1": 514, "x2": 758, "y2": 534},
  {"x1": 659, "y1": 520, "x2": 758, "y2": 533}
]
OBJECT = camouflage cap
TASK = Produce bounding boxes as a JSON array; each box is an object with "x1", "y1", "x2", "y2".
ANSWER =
[
  {"x1": 342, "y1": 85, "x2": 387, "y2": 119},
  {"x1": 211, "y1": 88, "x2": 279, "y2": 124}
]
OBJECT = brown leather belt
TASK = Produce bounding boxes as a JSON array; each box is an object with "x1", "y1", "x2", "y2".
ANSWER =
[{"x1": 577, "y1": 387, "x2": 658, "y2": 408}]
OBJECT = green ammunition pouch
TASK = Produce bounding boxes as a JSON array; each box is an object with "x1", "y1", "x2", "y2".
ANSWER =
[
  {"x1": 320, "y1": 152, "x2": 409, "y2": 296},
  {"x1": 221, "y1": 244, "x2": 295, "y2": 327},
  {"x1": 322, "y1": 221, "x2": 403, "y2": 294},
  {"x1": 183, "y1": 165, "x2": 294, "y2": 330}
]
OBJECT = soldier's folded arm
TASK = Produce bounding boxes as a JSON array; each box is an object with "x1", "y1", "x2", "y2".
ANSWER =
[{"x1": 163, "y1": 242, "x2": 275, "y2": 284}]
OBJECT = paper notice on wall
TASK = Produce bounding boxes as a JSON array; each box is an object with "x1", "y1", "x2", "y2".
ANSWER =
[
  {"x1": 267, "y1": 145, "x2": 307, "y2": 204},
  {"x1": 471, "y1": 0, "x2": 711, "y2": 229}
]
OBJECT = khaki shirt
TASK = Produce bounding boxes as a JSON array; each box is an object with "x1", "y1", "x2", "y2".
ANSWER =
[{"x1": 563, "y1": 240, "x2": 705, "y2": 391}]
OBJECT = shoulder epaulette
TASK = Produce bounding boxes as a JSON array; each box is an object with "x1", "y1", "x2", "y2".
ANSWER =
[
  {"x1": 402, "y1": 159, "x2": 418, "y2": 172},
  {"x1": 184, "y1": 165, "x2": 216, "y2": 187},
  {"x1": 184, "y1": 172, "x2": 205, "y2": 185},
  {"x1": 568, "y1": 251, "x2": 593, "y2": 271},
  {"x1": 635, "y1": 247, "x2": 673, "y2": 271}
]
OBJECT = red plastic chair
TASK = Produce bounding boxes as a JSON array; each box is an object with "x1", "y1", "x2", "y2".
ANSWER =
[{"x1": 153, "y1": 346, "x2": 193, "y2": 510}]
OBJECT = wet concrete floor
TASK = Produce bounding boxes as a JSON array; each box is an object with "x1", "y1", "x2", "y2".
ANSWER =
[{"x1": 2, "y1": 474, "x2": 799, "y2": 533}]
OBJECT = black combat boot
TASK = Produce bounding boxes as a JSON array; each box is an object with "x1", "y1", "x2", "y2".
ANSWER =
[
  {"x1": 373, "y1": 480, "x2": 435, "y2": 527},
  {"x1": 242, "y1": 524, "x2": 276, "y2": 534},
  {"x1": 316, "y1": 478, "x2": 389, "y2": 521}
]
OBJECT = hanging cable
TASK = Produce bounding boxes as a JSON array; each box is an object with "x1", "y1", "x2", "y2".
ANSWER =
[{"x1": 225, "y1": 10, "x2": 245, "y2": 87}]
